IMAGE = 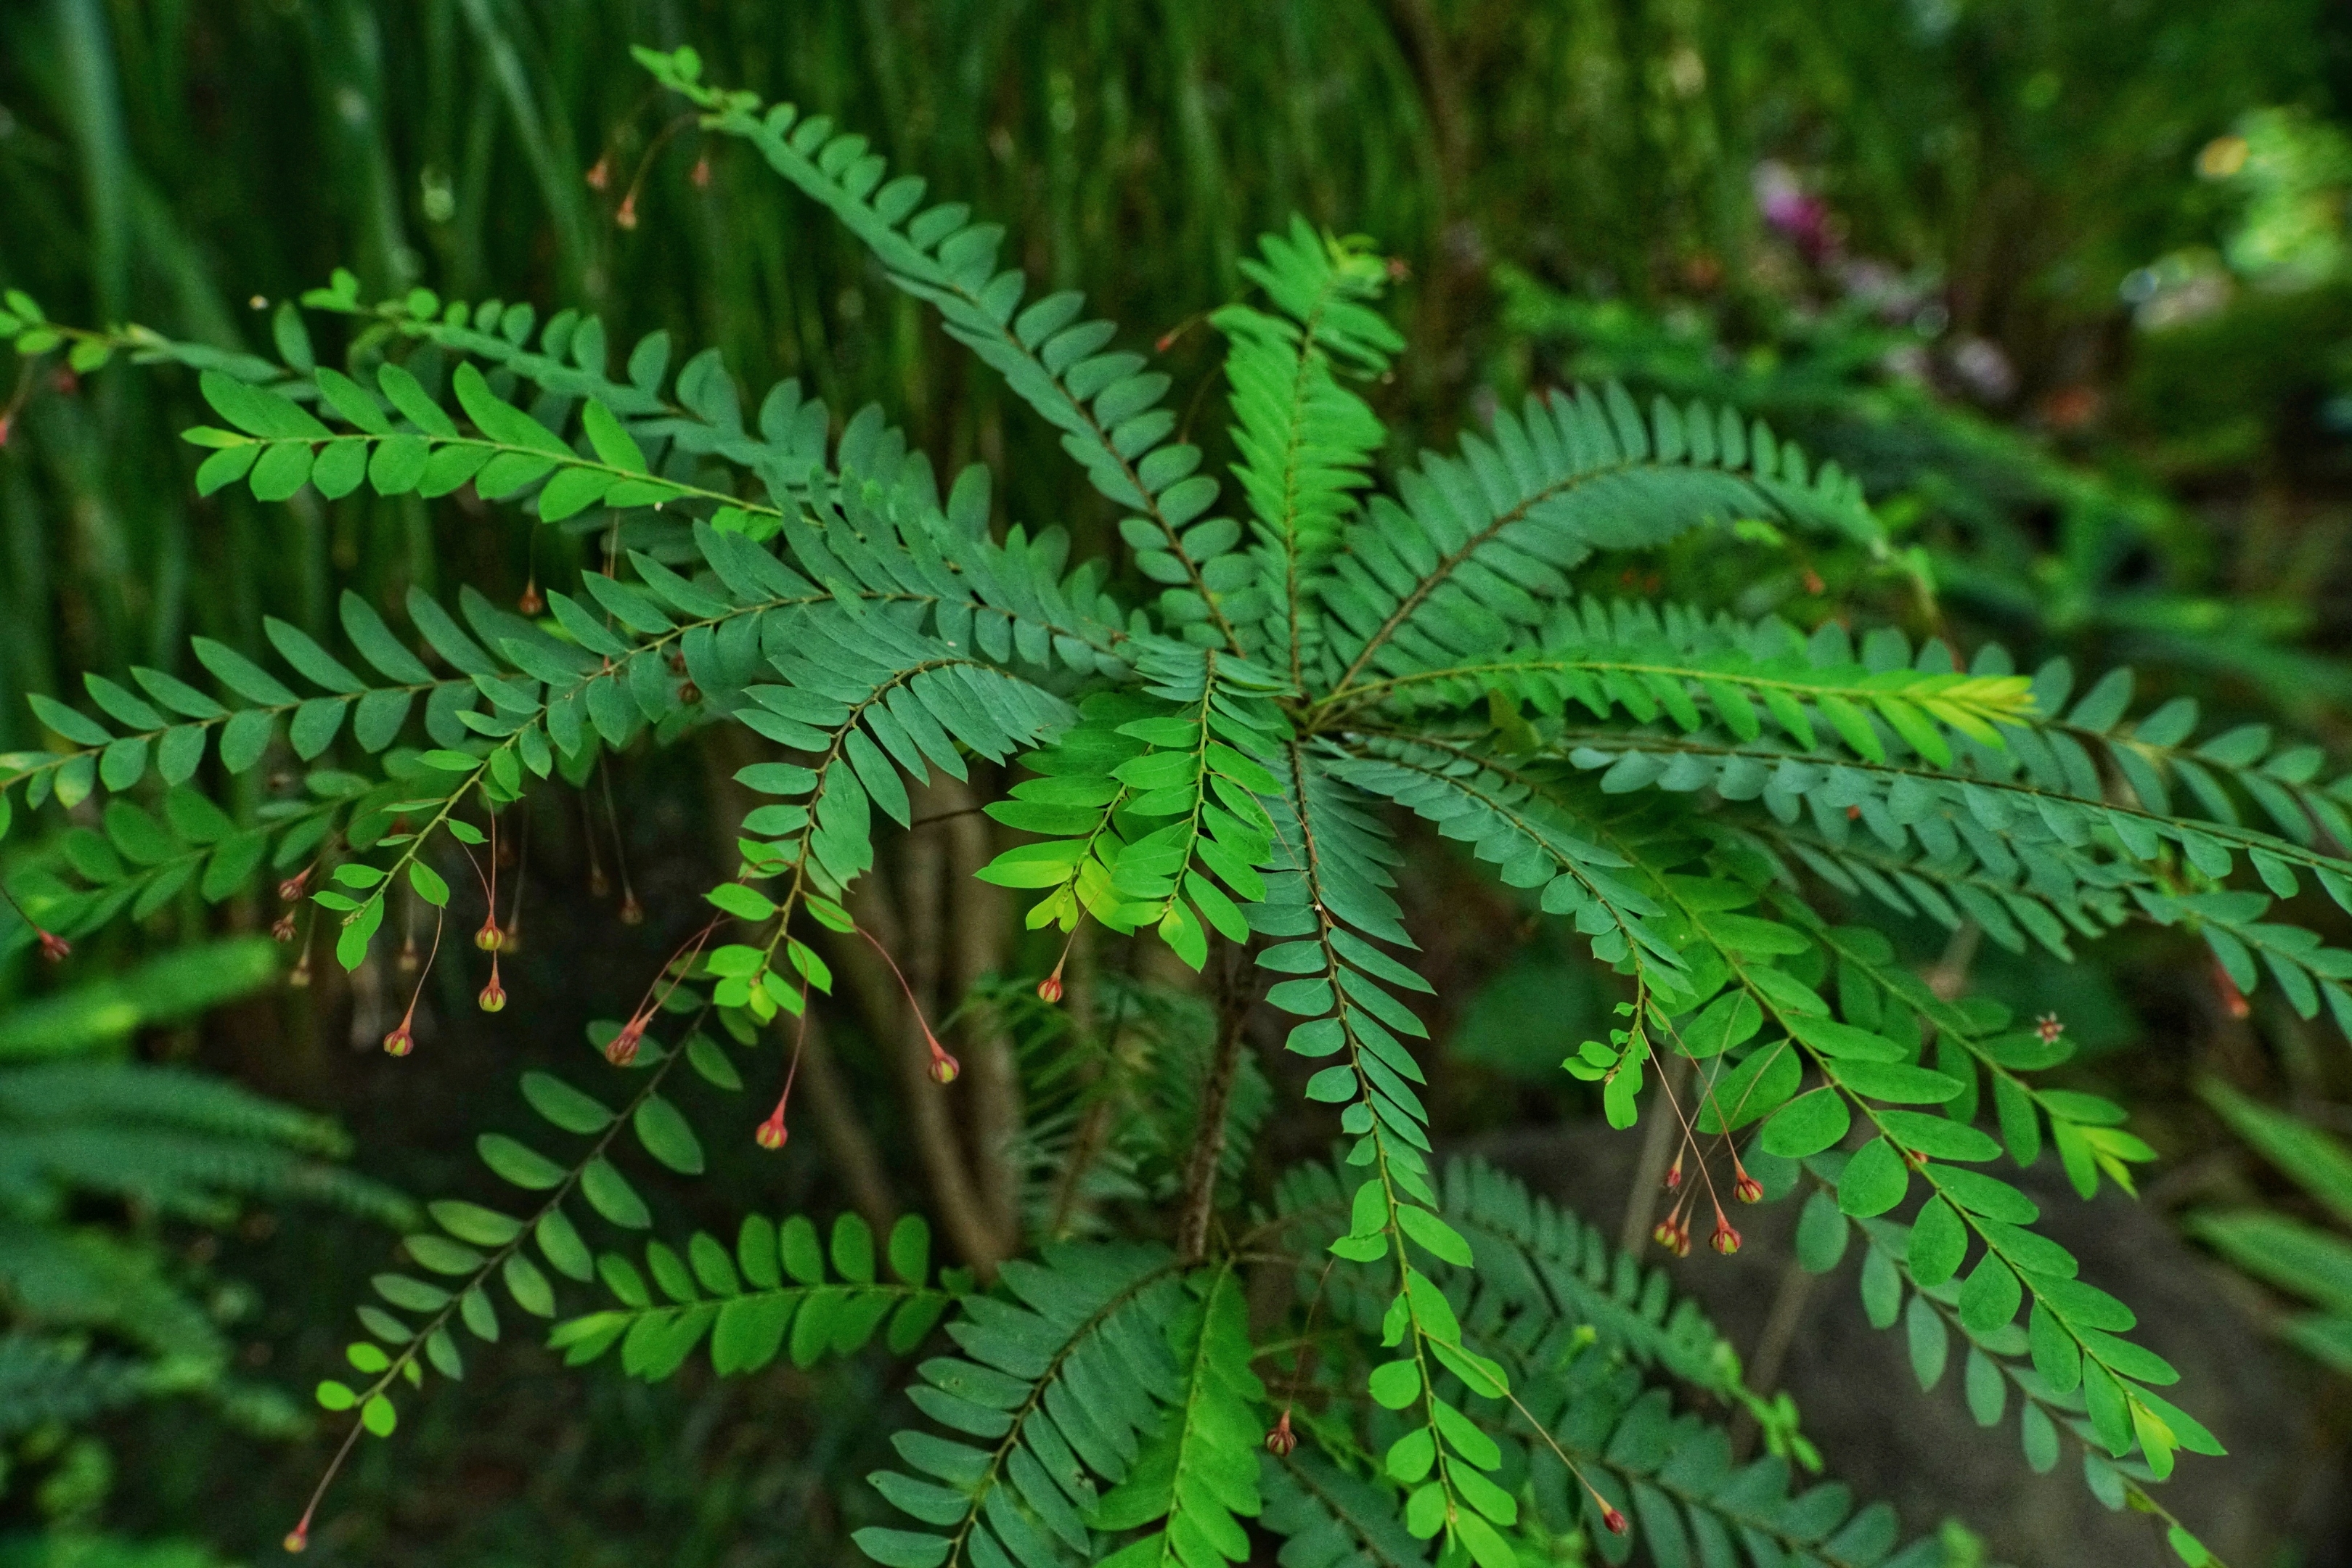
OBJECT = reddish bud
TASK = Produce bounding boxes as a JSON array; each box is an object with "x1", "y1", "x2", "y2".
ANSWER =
[
  {"x1": 271, "y1": 913, "x2": 298, "y2": 943},
  {"x1": 927, "y1": 1043, "x2": 962, "y2": 1085},
  {"x1": 1662, "y1": 1154, "x2": 1683, "y2": 1192},
  {"x1": 284, "y1": 1524, "x2": 309, "y2": 1553},
  {"x1": 1264, "y1": 1410, "x2": 1298, "y2": 1457},
  {"x1": 1734, "y1": 1171, "x2": 1765, "y2": 1204},
  {"x1": 1601, "y1": 1505, "x2": 1628, "y2": 1537},
  {"x1": 754, "y1": 1108, "x2": 788, "y2": 1150},
  {"x1": 383, "y1": 1022, "x2": 415, "y2": 1057},
  {"x1": 1651, "y1": 1217, "x2": 1690, "y2": 1257},
  {"x1": 691, "y1": 154, "x2": 711, "y2": 188},
  {"x1": 585, "y1": 157, "x2": 611, "y2": 191},
  {"x1": 605, "y1": 1017, "x2": 648, "y2": 1067},
  {"x1": 618, "y1": 894, "x2": 645, "y2": 927},
  {"x1": 475, "y1": 919, "x2": 503, "y2": 952},
  {"x1": 678, "y1": 680, "x2": 701, "y2": 706},
  {"x1": 37, "y1": 930, "x2": 71, "y2": 964},
  {"x1": 616, "y1": 193, "x2": 639, "y2": 230},
  {"x1": 478, "y1": 968, "x2": 507, "y2": 1013},
  {"x1": 1710, "y1": 1217, "x2": 1742, "y2": 1256},
  {"x1": 1036, "y1": 972, "x2": 1064, "y2": 1005},
  {"x1": 278, "y1": 872, "x2": 310, "y2": 902},
  {"x1": 518, "y1": 580, "x2": 544, "y2": 617}
]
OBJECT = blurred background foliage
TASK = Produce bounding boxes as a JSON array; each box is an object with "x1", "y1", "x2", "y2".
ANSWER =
[{"x1": 4, "y1": 0, "x2": 2352, "y2": 1562}]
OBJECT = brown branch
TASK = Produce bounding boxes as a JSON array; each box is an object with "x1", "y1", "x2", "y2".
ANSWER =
[
  {"x1": 938, "y1": 769, "x2": 1024, "y2": 1253},
  {"x1": 789, "y1": 1007, "x2": 900, "y2": 1238},
  {"x1": 837, "y1": 870, "x2": 1006, "y2": 1278},
  {"x1": 1045, "y1": 924, "x2": 1112, "y2": 1240},
  {"x1": 1176, "y1": 936, "x2": 1259, "y2": 1263}
]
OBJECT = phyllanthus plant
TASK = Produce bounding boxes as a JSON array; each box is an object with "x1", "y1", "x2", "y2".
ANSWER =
[{"x1": 8, "y1": 39, "x2": 2335, "y2": 1567}]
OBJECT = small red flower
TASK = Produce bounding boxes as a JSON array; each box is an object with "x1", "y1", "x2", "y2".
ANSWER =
[
  {"x1": 1710, "y1": 1217, "x2": 1742, "y2": 1256},
  {"x1": 1651, "y1": 1216, "x2": 1690, "y2": 1257},
  {"x1": 517, "y1": 580, "x2": 544, "y2": 617},
  {"x1": 1036, "y1": 971, "x2": 1064, "y2": 1005},
  {"x1": 1662, "y1": 1154, "x2": 1683, "y2": 1191},
  {"x1": 754, "y1": 1107, "x2": 788, "y2": 1150},
  {"x1": 1601, "y1": 1505, "x2": 1628, "y2": 1536},
  {"x1": 37, "y1": 929, "x2": 70, "y2": 964},
  {"x1": 1264, "y1": 1410, "x2": 1298, "y2": 1457},
  {"x1": 478, "y1": 963, "x2": 507, "y2": 1013},
  {"x1": 271, "y1": 913, "x2": 298, "y2": 943},
  {"x1": 383, "y1": 1022, "x2": 415, "y2": 1057},
  {"x1": 927, "y1": 1042, "x2": 962, "y2": 1085},
  {"x1": 474, "y1": 918, "x2": 504, "y2": 952},
  {"x1": 1734, "y1": 1171, "x2": 1765, "y2": 1204}
]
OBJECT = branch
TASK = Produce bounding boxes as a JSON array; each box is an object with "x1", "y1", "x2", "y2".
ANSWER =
[{"x1": 1175, "y1": 935, "x2": 1258, "y2": 1262}]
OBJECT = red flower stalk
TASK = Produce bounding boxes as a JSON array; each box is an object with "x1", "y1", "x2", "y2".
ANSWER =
[
  {"x1": 857, "y1": 925, "x2": 961, "y2": 1087},
  {"x1": 756, "y1": 981, "x2": 814, "y2": 1148},
  {"x1": 1264, "y1": 1410, "x2": 1298, "y2": 1457}
]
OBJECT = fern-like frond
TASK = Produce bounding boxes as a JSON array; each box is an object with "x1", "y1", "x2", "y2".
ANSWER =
[
  {"x1": 0, "y1": 1332, "x2": 150, "y2": 1439},
  {"x1": 1216, "y1": 219, "x2": 1400, "y2": 681},
  {"x1": 854, "y1": 1243, "x2": 1186, "y2": 1568},
  {"x1": 1312, "y1": 387, "x2": 1882, "y2": 700},
  {"x1": 643, "y1": 52, "x2": 1251, "y2": 653},
  {"x1": 1090, "y1": 1265, "x2": 1266, "y2": 1566},
  {"x1": 551, "y1": 1211, "x2": 955, "y2": 1381}
]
